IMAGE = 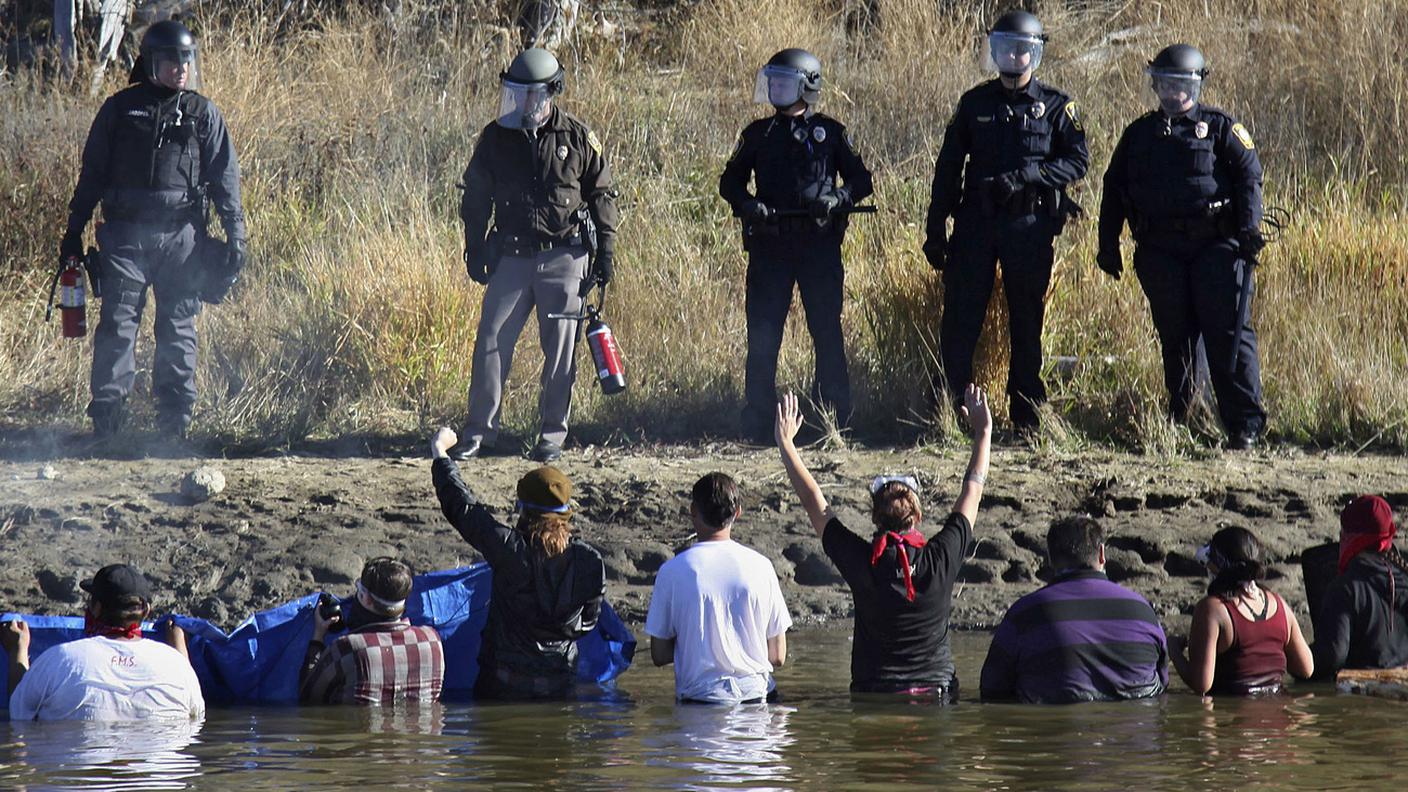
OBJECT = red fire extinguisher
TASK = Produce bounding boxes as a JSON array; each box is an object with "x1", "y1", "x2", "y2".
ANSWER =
[
  {"x1": 46, "y1": 256, "x2": 89, "y2": 338},
  {"x1": 550, "y1": 286, "x2": 627, "y2": 395},
  {"x1": 586, "y1": 310, "x2": 626, "y2": 395}
]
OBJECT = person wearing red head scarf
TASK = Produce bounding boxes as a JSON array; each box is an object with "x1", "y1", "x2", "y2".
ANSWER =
[{"x1": 1313, "y1": 495, "x2": 1408, "y2": 678}]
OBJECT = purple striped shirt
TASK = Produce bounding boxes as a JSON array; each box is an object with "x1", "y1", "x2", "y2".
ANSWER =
[{"x1": 980, "y1": 570, "x2": 1168, "y2": 704}]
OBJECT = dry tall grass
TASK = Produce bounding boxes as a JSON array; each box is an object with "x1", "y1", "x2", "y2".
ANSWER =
[{"x1": 1, "y1": 0, "x2": 1405, "y2": 450}]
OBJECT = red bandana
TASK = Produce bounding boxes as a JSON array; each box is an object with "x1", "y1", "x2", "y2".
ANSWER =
[
  {"x1": 1339, "y1": 495, "x2": 1397, "y2": 575},
  {"x1": 84, "y1": 613, "x2": 143, "y2": 640},
  {"x1": 870, "y1": 529, "x2": 926, "y2": 601}
]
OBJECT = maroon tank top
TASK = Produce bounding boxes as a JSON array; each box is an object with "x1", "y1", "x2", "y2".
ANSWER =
[{"x1": 1210, "y1": 590, "x2": 1289, "y2": 695}]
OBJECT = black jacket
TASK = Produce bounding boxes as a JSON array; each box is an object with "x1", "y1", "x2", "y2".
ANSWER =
[
  {"x1": 719, "y1": 110, "x2": 872, "y2": 236},
  {"x1": 926, "y1": 77, "x2": 1087, "y2": 235},
  {"x1": 1099, "y1": 104, "x2": 1263, "y2": 250},
  {"x1": 1312, "y1": 553, "x2": 1408, "y2": 678},
  {"x1": 432, "y1": 458, "x2": 605, "y2": 697},
  {"x1": 68, "y1": 80, "x2": 244, "y2": 239},
  {"x1": 460, "y1": 106, "x2": 619, "y2": 259}
]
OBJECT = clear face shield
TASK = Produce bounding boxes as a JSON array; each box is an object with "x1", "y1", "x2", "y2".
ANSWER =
[
  {"x1": 497, "y1": 80, "x2": 554, "y2": 130},
  {"x1": 1149, "y1": 72, "x2": 1202, "y2": 116},
  {"x1": 752, "y1": 65, "x2": 806, "y2": 109},
  {"x1": 985, "y1": 32, "x2": 1044, "y2": 78},
  {"x1": 147, "y1": 47, "x2": 201, "y2": 91}
]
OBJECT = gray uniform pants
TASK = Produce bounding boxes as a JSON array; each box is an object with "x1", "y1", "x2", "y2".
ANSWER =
[
  {"x1": 87, "y1": 220, "x2": 203, "y2": 424},
  {"x1": 465, "y1": 246, "x2": 587, "y2": 447}
]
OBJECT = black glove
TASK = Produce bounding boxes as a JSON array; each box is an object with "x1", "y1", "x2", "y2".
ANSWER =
[
  {"x1": 922, "y1": 235, "x2": 947, "y2": 272},
  {"x1": 60, "y1": 230, "x2": 84, "y2": 263},
  {"x1": 1096, "y1": 248, "x2": 1122, "y2": 280},
  {"x1": 1238, "y1": 229, "x2": 1266, "y2": 258},
  {"x1": 200, "y1": 238, "x2": 246, "y2": 304},
  {"x1": 808, "y1": 194, "x2": 840, "y2": 221},
  {"x1": 580, "y1": 250, "x2": 613, "y2": 297},
  {"x1": 226, "y1": 238, "x2": 247, "y2": 275},
  {"x1": 464, "y1": 249, "x2": 489, "y2": 285},
  {"x1": 990, "y1": 171, "x2": 1025, "y2": 204},
  {"x1": 740, "y1": 199, "x2": 771, "y2": 222}
]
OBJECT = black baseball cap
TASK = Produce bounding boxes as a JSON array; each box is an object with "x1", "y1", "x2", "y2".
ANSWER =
[{"x1": 79, "y1": 564, "x2": 153, "y2": 608}]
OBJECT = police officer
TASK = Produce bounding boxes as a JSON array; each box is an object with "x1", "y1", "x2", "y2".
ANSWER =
[
  {"x1": 1097, "y1": 44, "x2": 1267, "y2": 448},
  {"x1": 720, "y1": 48, "x2": 873, "y2": 443},
  {"x1": 62, "y1": 20, "x2": 245, "y2": 440},
  {"x1": 452, "y1": 48, "x2": 618, "y2": 463},
  {"x1": 924, "y1": 10, "x2": 1088, "y2": 431}
]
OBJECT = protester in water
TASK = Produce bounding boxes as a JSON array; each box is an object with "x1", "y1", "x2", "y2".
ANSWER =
[
  {"x1": 980, "y1": 516, "x2": 1169, "y2": 703},
  {"x1": 1312, "y1": 495, "x2": 1408, "y2": 677},
  {"x1": 2, "y1": 564, "x2": 204, "y2": 720},
  {"x1": 645, "y1": 472, "x2": 792, "y2": 704},
  {"x1": 431, "y1": 427, "x2": 606, "y2": 699},
  {"x1": 300, "y1": 557, "x2": 445, "y2": 705},
  {"x1": 1169, "y1": 527, "x2": 1313, "y2": 695},
  {"x1": 775, "y1": 384, "x2": 991, "y2": 701}
]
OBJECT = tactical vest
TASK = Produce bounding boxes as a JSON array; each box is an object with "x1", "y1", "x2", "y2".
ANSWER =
[
  {"x1": 965, "y1": 101, "x2": 1053, "y2": 183},
  {"x1": 1126, "y1": 115, "x2": 1224, "y2": 221},
  {"x1": 103, "y1": 91, "x2": 203, "y2": 221},
  {"x1": 754, "y1": 116, "x2": 842, "y2": 210}
]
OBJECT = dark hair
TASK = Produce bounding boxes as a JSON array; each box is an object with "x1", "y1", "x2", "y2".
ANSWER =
[
  {"x1": 97, "y1": 597, "x2": 148, "y2": 628},
  {"x1": 1047, "y1": 516, "x2": 1105, "y2": 570},
  {"x1": 1206, "y1": 526, "x2": 1267, "y2": 597},
  {"x1": 871, "y1": 483, "x2": 922, "y2": 533},
  {"x1": 361, "y1": 557, "x2": 414, "y2": 605},
  {"x1": 692, "y1": 472, "x2": 740, "y2": 529}
]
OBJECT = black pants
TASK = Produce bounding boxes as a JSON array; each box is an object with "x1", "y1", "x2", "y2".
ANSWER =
[
  {"x1": 88, "y1": 220, "x2": 203, "y2": 427},
  {"x1": 741, "y1": 234, "x2": 850, "y2": 436},
  {"x1": 1133, "y1": 235, "x2": 1266, "y2": 435},
  {"x1": 940, "y1": 209, "x2": 1055, "y2": 428}
]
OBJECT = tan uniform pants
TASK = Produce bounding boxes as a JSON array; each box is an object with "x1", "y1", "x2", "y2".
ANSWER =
[{"x1": 465, "y1": 245, "x2": 587, "y2": 447}]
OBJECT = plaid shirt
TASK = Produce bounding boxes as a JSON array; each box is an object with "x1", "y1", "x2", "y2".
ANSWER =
[{"x1": 300, "y1": 621, "x2": 445, "y2": 705}]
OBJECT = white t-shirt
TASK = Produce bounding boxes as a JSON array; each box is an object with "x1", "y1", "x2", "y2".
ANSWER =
[
  {"x1": 645, "y1": 539, "x2": 793, "y2": 703},
  {"x1": 9, "y1": 636, "x2": 205, "y2": 721}
]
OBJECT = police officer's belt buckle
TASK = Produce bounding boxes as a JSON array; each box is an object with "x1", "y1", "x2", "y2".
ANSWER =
[{"x1": 502, "y1": 234, "x2": 583, "y2": 257}]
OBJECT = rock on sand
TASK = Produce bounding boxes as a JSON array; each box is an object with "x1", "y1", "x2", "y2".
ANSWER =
[{"x1": 181, "y1": 466, "x2": 227, "y2": 501}]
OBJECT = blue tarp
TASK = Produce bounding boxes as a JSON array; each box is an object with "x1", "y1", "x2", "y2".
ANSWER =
[{"x1": 1, "y1": 563, "x2": 636, "y2": 705}]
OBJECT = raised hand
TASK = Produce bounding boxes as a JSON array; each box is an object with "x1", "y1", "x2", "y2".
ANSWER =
[
  {"x1": 959, "y1": 383, "x2": 992, "y2": 439},
  {"x1": 774, "y1": 392, "x2": 803, "y2": 448}
]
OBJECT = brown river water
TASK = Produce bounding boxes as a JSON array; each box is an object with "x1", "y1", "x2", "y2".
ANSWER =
[{"x1": 1, "y1": 630, "x2": 1404, "y2": 790}]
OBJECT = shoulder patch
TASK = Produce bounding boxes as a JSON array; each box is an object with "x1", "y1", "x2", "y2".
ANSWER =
[
  {"x1": 728, "y1": 134, "x2": 745, "y2": 161},
  {"x1": 1231, "y1": 122, "x2": 1255, "y2": 150},
  {"x1": 586, "y1": 129, "x2": 603, "y2": 155},
  {"x1": 1064, "y1": 100, "x2": 1083, "y2": 132}
]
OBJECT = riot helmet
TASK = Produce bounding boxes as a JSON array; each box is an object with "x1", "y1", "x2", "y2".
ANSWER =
[
  {"x1": 497, "y1": 48, "x2": 564, "y2": 130},
  {"x1": 986, "y1": 10, "x2": 1046, "y2": 79},
  {"x1": 1147, "y1": 44, "x2": 1207, "y2": 116},
  {"x1": 140, "y1": 20, "x2": 201, "y2": 91},
  {"x1": 752, "y1": 48, "x2": 822, "y2": 109}
]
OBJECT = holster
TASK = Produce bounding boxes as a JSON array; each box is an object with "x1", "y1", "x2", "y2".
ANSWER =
[
  {"x1": 484, "y1": 227, "x2": 504, "y2": 277},
  {"x1": 576, "y1": 207, "x2": 599, "y2": 283},
  {"x1": 84, "y1": 246, "x2": 103, "y2": 299}
]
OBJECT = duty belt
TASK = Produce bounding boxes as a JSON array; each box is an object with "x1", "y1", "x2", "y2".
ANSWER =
[
  {"x1": 501, "y1": 233, "x2": 583, "y2": 257},
  {"x1": 102, "y1": 203, "x2": 200, "y2": 228}
]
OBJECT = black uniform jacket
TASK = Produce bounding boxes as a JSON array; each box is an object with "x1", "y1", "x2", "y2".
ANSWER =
[
  {"x1": 460, "y1": 106, "x2": 619, "y2": 260},
  {"x1": 1313, "y1": 553, "x2": 1408, "y2": 678},
  {"x1": 718, "y1": 110, "x2": 873, "y2": 225},
  {"x1": 1099, "y1": 103, "x2": 1263, "y2": 250},
  {"x1": 68, "y1": 79, "x2": 244, "y2": 237},
  {"x1": 926, "y1": 77, "x2": 1088, "y2": 235},
  {"x1": 432, "y1": 457, "x2": 606, "y2": 687}
]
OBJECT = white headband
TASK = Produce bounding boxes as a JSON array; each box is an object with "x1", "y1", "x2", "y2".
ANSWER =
[{"x1": 356, "y1": 579, "x2": 406, "y2": 615}]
